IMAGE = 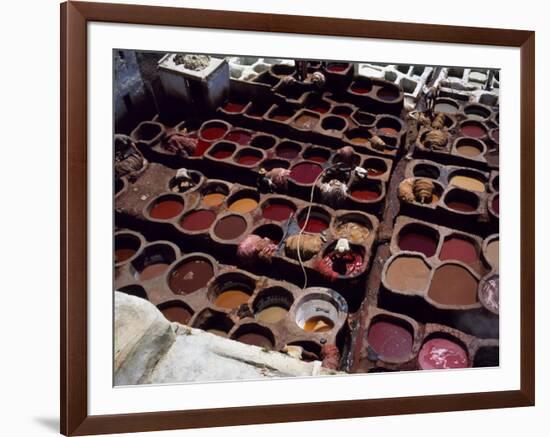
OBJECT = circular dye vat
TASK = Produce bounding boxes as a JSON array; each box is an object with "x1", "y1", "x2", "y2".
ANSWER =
[
  {"x1": 149, "y1": 198, "x2": 184, "y2": 220},
  {"x1": 378, "y1": 126, "x2": 398, "y2": 136},
  {"x1": 332, "y1": 106, "x2": 352, "y2": 118},
  {"x1": 262, "y1": 202, "x2": 295, "y2": 221},
  {"x1": 321, "y1": 116, "x2": 346, "y2": 133},
  {"x1": 418, "y1": 338, "x2": 469, "y2": 370},
  {"x1": 214, "y1": 215, "x2": 247, "y2": 240},
  {"x1": 486, "y1": 239, "x2": 499, "y2": 267},
  {"x1": 180, "y1": 210, "x2": 216, "y2": 231},
  {"x1": 168, "y1": 259, "x2": 214, "y2": 295},
  {"x1": 398, "y1": 227, "x2": 438, "y2": 257},
  {"x1": 201, "y1": 192, "x2": 226, "y2": 207},
  {"x1": 223, "y1": 101, "x2": 246, "y2": 113},
  {"x1": 225, "y1": 130, "x2": 252, "y2": 145},
  {"x1": 349, "y1": 135, "x2": 370, "y2": 145},
  {"x1": 289, "y1": 162, "x2": 323, "y2": 185},
  {"x1": 456, "y1": 140, "x2": 483, "y2": 157},
  {"x1": 270, "y1": 108, "x2": 294, "y2": 121},
  {"x1": 364, "y1": 159, "x2": 387, "y2": 176},
  {"x1": 115, "y1": 248, "x2": 136, "y2": 263},
  {"x1": 211, "y1": 148, "x2": 234, "y2": 159},
  {"x1": 303, "y1": 149, "x2": 329, "y2": 163},
  {"x1": 460, "y1": 122, "x2": 487, "y2": 138},
  {"x1": 464, "y1": 104, "x2": 490, "y2": 121},
  {"x1": 298, "y1": 216, "x2": 329, "y2": 233},
  {"x1": 367, "y1": 320, "x2": 413, "y2": 361},
  {"x1": 351, "y1": 187, "x2": 380, "y2": 201},
  {"x1": 326, "y1": 63, "x2": 348, "y2": 72},
  {"x1": 235, "y1": 150, "x2": 262, "y2": 166},
  {"x1": 492, "y1": 195, "x2": 499, "y2": 215},
  {"x1": 302, "y1": 316, "x2": 334, "y2": 333},
  {"x1": 449, "y1": 175, "x2": 486, "y2": 192},
  {"x1": 385, "y1": 256, "x2": 431, "y2": 293},
  {"x1": 306, "y1": 101, "x2": 330, "y2": 114},
  {"x1": 255, "y1": 306, "x2": 288, "y2": 323},
  {"x1": 351, "y1": 81, "x2": 371, "y2": 94},
  {"x1": 140, "y1": 263, "x2": 170, "y2": 281},
  {"x1": 428, "y1": 264, "x2": 478, "y2": 305},
  {"x1": 439, "y1": 237, "x2": 478, "y2": 264},
  {"x1": 193, "y1": 139, "x2": 212, "y2": 156},
  {"x1": 434, "y1": 101, "x2": 459, "y2": 114},
  {"x1": 320, "y1": 247, "x2": 364, "y2": 277},
  {"x1": 250, "y1": 135, "x2": 276, "y2": 150},
  {"x1": 235, "y1": 332, "x2": 273, "y2": 348},
  {"x1": 161, "y1": 305, "x2": 192, "y2": 325},
  {"x1": 293, "y1": 113, "x2": 319, "y2": 129},
  {"x1": 445, "y1": 190, "x2": 479, "y2": 213},
  {"x1": 228, "y1": 197, "x2": 258, "y2": 214},
  {"x1": 275, "y1": 143, "x2": 301, "y2": 159},
  {"x1": 377, "y1": 86, "x2": 399, "y2": 101},
  {"x1": 201, "y1": 123, "x2": 228, "y2": 141},
  {"x1": 214, "y1": 290, "x2": 250, "y2": 309}
]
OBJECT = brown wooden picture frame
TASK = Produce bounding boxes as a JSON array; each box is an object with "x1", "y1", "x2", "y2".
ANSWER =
[{"x1": 61, "y1": 1, "x2": 535, "y2": 435}]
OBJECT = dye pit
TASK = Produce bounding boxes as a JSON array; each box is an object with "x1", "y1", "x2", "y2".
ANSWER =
[{"x1": 114, "y1": 53, "x2": 499, "y2": 379}]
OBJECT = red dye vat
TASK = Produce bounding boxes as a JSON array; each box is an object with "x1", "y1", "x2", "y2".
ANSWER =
[
  {"x1": 298, "y1": 216, "x2": 328, "y2": 233},
  {"x1": 319, "y1": 249, "x2": 363, "y2": 278},
  {"x1": 367, "y1": 320, "x2": 413, "y2": 361},
  {"x1": 327, "y1": 64, "x2": 348, "y2": 73},
  {"x1": 225, "y1": 130, "x2": 251, "y2": 145},
  {"x1": 193, "y1": 140, "x2": 211, "y2": 156},
  {"x1": 180, "y1": 210, "x2": 216, "y2": 231},
  {"x1": 307, "y1": 103, "x2": 329, "y2": 114},
  {"x1": 492, "y1": 195, "x2": 499, "y2": 215},
  {"x1": 351, "y1": 188, "x2": 380, "y2": 201},
  {"x1": 446, "y1": 200, "x2": 477, "y2": 212},
  {"x1": 351, "y1": 83, "x2": 371, "y2": 94},
  {"x1": 271, "y1": 113, "x2": 291, "y2": 122},
  {"x1": 236, "y1": 153, "x2": 261, "y2": 166},
  {"x1": 289, "y1": 162, "x2": 323, "y2": 184},
  {"x1": 418, "y1": 338, "x2": 469, "y2": 370},
  {"x1": 460, "y1": 123, "x2": 486, "y2": 138},
  {"x1": 439, "y1": 237, "x2": 478, "y2": 263},
  {"x1": 149, "y1": 199, "x2": 184, "y2": 220},
  {"x1": 201, "y1": 126, "x2": 227, "y2": 141},
  {"x1": 262, "y1": 203, "x2": 294, "y2": 221},
  {"x1": 398, "y1": 231, "x2": 437, "y2": 257},
  {"x1": 212, "y1": 149, "x2": 234, "y2": 159},
  {"x1": 223, "y1": 101, "x2": 246, "y2": 113}
]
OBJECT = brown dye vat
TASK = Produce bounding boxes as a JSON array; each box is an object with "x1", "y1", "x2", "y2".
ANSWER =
[
  {"x1": 377, "y1": 86, "x2": 400, "y2": 101},
  {"x1": 275, "y1": 142, "x2": 301, "y2": 159},
  {"x1": 262, "y1": 202, "x2": 295, "y2": 221},
  {"x1": 214, "y1": 290, "x2": 250, "y2": 309},
  {"x1": 428, "y1": 264, "x2": 478, "y2": 305},
  {"x1": 302, "y1": 316, "x2": 334, "y2": 333},
  {"x1": 418, "y1": 338, "x2": 468, "y2": 369},
  {"x1": 364, "y1": 159, "x2": 387, "y2": 176},
  {"x1": 367, "y1": 320, "x2": 413, "y2": 361},
  {"x1": 486, "y1": 240, "x2": 499, "y2": 267},
  {"x1": 303, "y1": 148, "x2": 330, "y2": 163},
  {"x1": 439, "y1": 237, "x2": 478, "y2": 264},
  {"x1": 228, "y1": 198, "x2": 258, "y2": 214},
  {"x1": 161, "y1": 305, "x2": 192, "y2": 325},
  {"x1": 149, "y1": 198, "x2": 184, "y2": 220},
  {"x1": 214, "y1": 215, "x2": 247, "y2": 240},
  {"x1": 256, "y1": 306, "x2": 288, "y2": 323},
  {"x1": 116, "y1": 249, "x2": 135, "y2": 263},
  {"x1": 201, "y1": 192, "x2": 226, "y2": 207},
  {"x1": 444, "y1": 190, "x2": 479, "y2": 213},
  {"x1": 449, "y1": 175, "x2": 485, "y2": 192},
  {"x1": 168, "y1": 259, "x2": 214, "y2": 295},
  {"x1": 180, "y1": 210, "x2": 216, "y2": 231},
  {"x1": 140, "y1": 263, "x2": 170, "y2": 281},
  {"x1": 235, "y1": 149, "x2": 262, "y2": 166},
  {"x1": 398, "y1": 227, "x2": 438, "y2": 258},
  {"x1": 351, "y1": 187, "x2": 380, "y2": 201},
  {"x1": 332, "y1": 106, "x2": 353, "y2": 118},
  {"x1": 293, "y1": 114, "x2": 319, "y2": 129},
  {"x1": 386, "y1": 256, "x2": 431, "y2": 293},
  {"x1": 236, "y1": 333, "x2": 273, "y2": 348}
]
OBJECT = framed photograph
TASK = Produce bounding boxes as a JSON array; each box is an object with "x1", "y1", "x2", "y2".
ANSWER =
[{"x1": 61, "y1": 1, "x2": 535, "y2": 435}]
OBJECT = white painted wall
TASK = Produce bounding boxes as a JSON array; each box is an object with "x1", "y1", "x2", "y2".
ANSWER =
[{"x1": 0, "y1": 0, "x2": 546, "y2": 436}]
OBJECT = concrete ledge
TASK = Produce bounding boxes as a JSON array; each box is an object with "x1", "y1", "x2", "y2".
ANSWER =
[{"x1": 115, "y1": 292, "x2": 339, "y2": 386}]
